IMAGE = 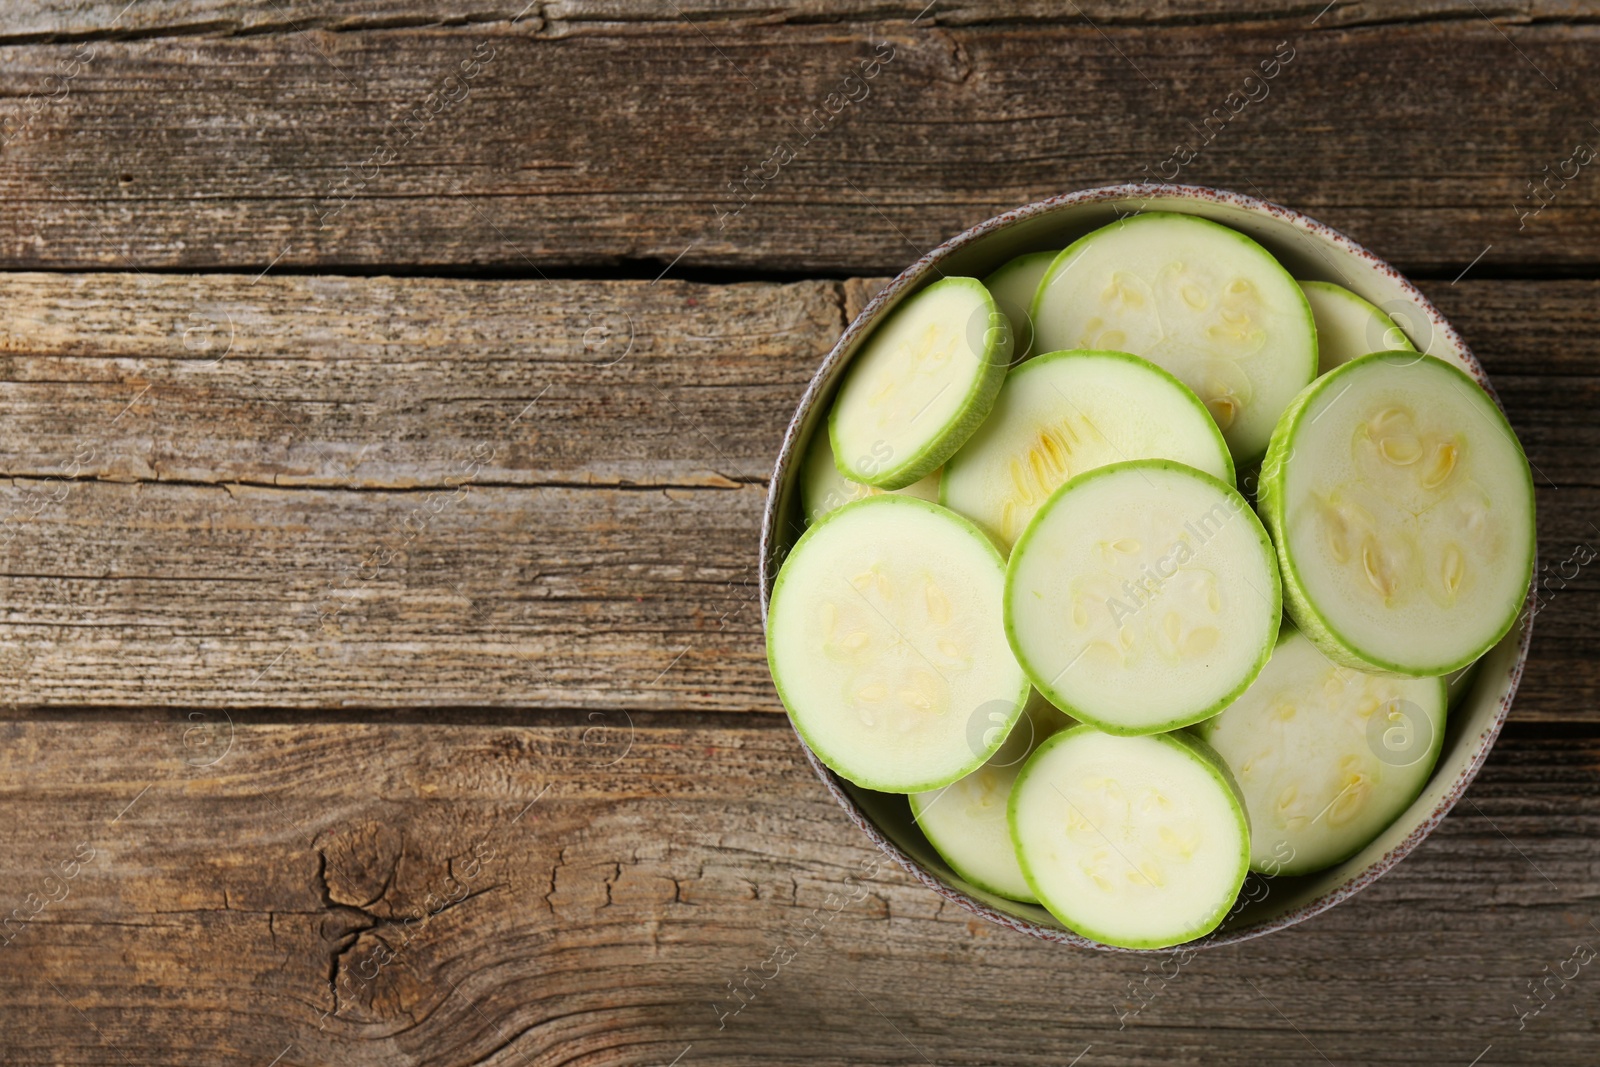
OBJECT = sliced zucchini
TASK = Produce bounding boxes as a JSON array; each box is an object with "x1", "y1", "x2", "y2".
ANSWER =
[
  {"x1": 1258, "y1": 352, "x2": 1536, "y2": 676},
  {"x1": 1300, "y1": 280, "x2": 1415, "y2": 375},
  {"x1": 1031, "y1": 212, "x2": 1317, "y2": 464},
  {"x1": 909, "y1": 693, "x2": 1073, "y2": 902},
  {"x1": 767, "y1": 495, "x2": 1030, "y2": 793},
  {"x1": 1005, "y1": 460, "x2": 1280, "y2": 735},
  {"x1": 983, "y1": 251, "x2": 1057, "y2": 362},
  {"x1": 799, "y1": 424, "x2": 938, "y2": 524},
  {"x1": 1193, "y1": 625, "x2": 1447, "y2": 876},
  {"x1": 940, "y1": 349, "x2": 1233, "y2": 551},
  {"x1": 830, "y1": 277, "x2": 1012, "y2": 490},
  {"x1": 1010, "y1": 725, "x2": 1250, "y2": 949}
]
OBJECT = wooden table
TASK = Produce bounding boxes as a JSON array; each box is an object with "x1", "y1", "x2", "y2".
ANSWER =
[{"x1": 0, "y1": 3, "x2": 1595, "y2": 1064}]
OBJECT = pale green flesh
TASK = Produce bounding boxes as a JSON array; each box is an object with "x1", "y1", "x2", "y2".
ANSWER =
[
  {"x1": 1010, "y1": 726, "x2": 1250, "y2": 949},
  {"x1": 1195, "y1": 626, "x2": 1446, "y2": 876},
  {"x1": 799, "y1": 424, "x2": 939, "y2": 525},
  {"x1": 909, "y1": 694, "x2": 1072, "y2": 902},
  {"x1": 767, "y1": 496, "x2": 1029, "y2": 793},
  {"x1": 1005, "y1": 461, "x2": 1280, "y2": 735},
  {"x1": 1299, "y1": 280, "x2": 1415, "y2": 376},
  {"x1": 830, "y1": 277, "x2": 1011, "y2": 490},
  {"x1": 1031, "y1": 212, "x2": 1317, "y2": 463},
  {"x1": 983, "y1": 251, "x2": 1057, "y2": 362},
  {"x1": 1259, "y1": 353, "x2": 1536, "y2": 676},
  {"x1": 940, "y1": 350, "x2": 1234, "y2": 552}
]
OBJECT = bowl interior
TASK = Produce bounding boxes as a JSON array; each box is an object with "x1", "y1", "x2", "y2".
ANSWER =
[{"x1": 760, "y1": 185, "x2": 1530, "y2": 949}]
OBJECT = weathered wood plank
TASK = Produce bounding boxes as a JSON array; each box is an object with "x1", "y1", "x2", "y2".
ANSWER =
[
  {"x1": 0, "y1": 273, "x2": 1593, "y2": 715},
  {"x1": 0, "y1": 719, "x2": 1593, "y2": 1065},
  {"x1": 0, "y1": 17, "x2": 1596, "y2": 272},
  {"x1": 0, "y1": 273, "x2": 839, "y2": 489},
  {"x1": 5, "y1": 0, "x2": 1593, "y2": 40},
  {"x1": 0, "y1": 478, "x2": 773, "y2": 710}
]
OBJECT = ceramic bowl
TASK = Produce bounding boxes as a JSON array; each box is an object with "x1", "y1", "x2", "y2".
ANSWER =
[{"x1": 757, "y1": 183, "x2": 1534, "y2": 949}]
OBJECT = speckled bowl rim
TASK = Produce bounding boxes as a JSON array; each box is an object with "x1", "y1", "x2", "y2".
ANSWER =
[{"x1": 757, "y1": 182, "x2": 1535, "y2": 952}]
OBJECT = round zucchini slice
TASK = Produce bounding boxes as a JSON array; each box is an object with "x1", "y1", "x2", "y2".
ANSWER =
[
  {"x1": 1194, "y1": 625, "x2": 1447, "y2": 876},
  {"x1": 830, "y1": 277, "x2": 1012, "y2": 490},
  {"x1": 1005, "y1": 460, "x2": 1281, "y2": 735},
  {"x1": 1258, "y1": 352, "x2": 1536, "y2": 676},
  {"x1": 1031, "y1": 212, "x2": 1317, "y2": 464},
  {"x1": 1300, "y1": 279, "x2": 1416, "y2": 376},
  {"x1": 799, "y1": 424, "x2": 939, "y2": 525},
  {"x1": 909, "y1": 693, "x2": 1073, "y2": 902},
  {"x1": 767, "y1": 496, "x2": 1030, "y2": 793},
  {"x1": 1010, "y1": 725, "x2": 1250, "y2": 949},
  {"x1": 940, "y1": 349, "x2": 1233, "y2": 551},
  {"x1": 983, "y1": 251, "x2": 1057, "y2": 362}
]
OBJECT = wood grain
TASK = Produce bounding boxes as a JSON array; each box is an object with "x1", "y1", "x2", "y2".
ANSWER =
[
  {"x1": 0, "y1": 5, "x2": 1593, "y2": 1063},
  {"x1": 0, "y1": 272, "x2": 1593, "y2": 716},
  {"x1": 0, "y1": 272, "x2": 824, "y2": 711},
  {"x1": 6, "y1": 0, "x2": 1593, "y2": 40},
  {"x1": 0, "y1": 15, "x2": 1596, "y2": 273},
  {"x1": 0, "y1": 717, "x2": 1592, "y2": 1066},
  {"x1": 0, "y1": 272, "x2": 838, "y2": 488},
  {"x1": 0, "y1": 477, "x2": 777, "y2": 711}
]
